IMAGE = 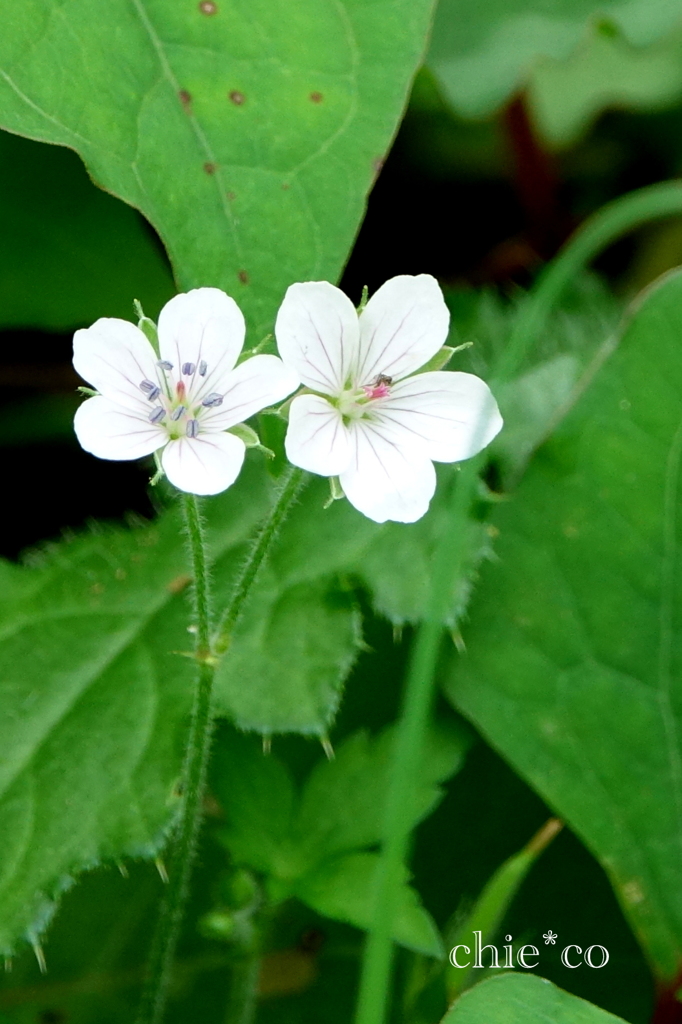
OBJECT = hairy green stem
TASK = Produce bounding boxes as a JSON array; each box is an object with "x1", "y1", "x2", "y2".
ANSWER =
[
  {"x1": 136, "y1": 493, "x2": 214, "y2": 1024},
  {"x1": 137, "y1": 468, "x2": 306, "y2": 1024},
  {"x1": 213, "y1": 465, "x2": 306, "y2": 654},
  {"x1": 225, "y1": 955, "x2": 260, "y2": 1024},
  {"x1": 354, "y1": 178, "x2": 682, "y2": 1024}
]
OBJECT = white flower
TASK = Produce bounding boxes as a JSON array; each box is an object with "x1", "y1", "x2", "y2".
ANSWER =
[
  {"x1": 275, "y1": 274, "x2": 502, "y2": 523},
  {"x1": 73, "y1": 288, "x2": 299, "y2": 495}
]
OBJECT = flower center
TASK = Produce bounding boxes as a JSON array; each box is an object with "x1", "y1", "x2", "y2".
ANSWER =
[
  {"x1": 337, "y1": 373, "x2": 393, "y2": 420},
  {"x1": 140, "y1": 359, "x2": 223, "y2": 439}
]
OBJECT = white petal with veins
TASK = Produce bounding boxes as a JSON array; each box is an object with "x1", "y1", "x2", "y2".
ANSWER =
[
  {"x1": 202, "y1": 354, "x2": 299, "y2": 431},
  {"x1": 356, "y1": 275, "x2": 449, "y2": 384},
  {"x1": 74, "y1": 396, "x2": 165, "y2": 460},
  {"x1": 73, "y1": 319, "x2": 158, "y2": 412},
  {"x1": 340, "y1": 421, "x2": 436, "y2": 523},
  {"x1": 158, "y1": 288, "x2": 246, "y2": 401},
  {"x1": 275, "y1": 281, "x2": 359, "y2": 394},
  {"x1": 162, "y1": 432, "x2": 246, "y2": 495},
  {"x1": 377, "y1": 371, "x2": 503, "y2": 463},
  {"x1": 285, "y1": 394, "x2": 352, "y2": 476}
]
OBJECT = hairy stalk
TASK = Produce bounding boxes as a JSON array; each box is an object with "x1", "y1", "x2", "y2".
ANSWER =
[
  {"x1": 225, "y1": 955, "x2": 260, "y2": 1024},
  {"x1": 136, "y1": 493, "x2": 214, "y2": 1024},
  {"x1": 354, "y1": 178, "x2": 682, "y2": 1024},
  {"x1": 213, "y1": 465, "x2": 306, "y2": 654},
  {"x1": 137, "y1": 468, "x2": 306, "y2": 1024}
]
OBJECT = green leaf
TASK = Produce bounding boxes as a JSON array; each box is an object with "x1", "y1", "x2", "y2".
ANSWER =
[
  {"x1": 292, "y1": 720, "x2": 471, "y2": 869},
  {"x1": 0, "y1": 460, "x2": 274, "y2": 955},
  {"x1": 212, "y1": 722, "x2": 468, "y2": 953},
  {"x1": 295, "y1": 851, "x2": 444, "y2": 958},
  {"x1": 527, "y1": 22, "x2": 682, "y2": 148},
  {"x1": 445, "y1": 819, "x2": 562, "y2": 999},
  {"x1": 446, "y1": 268, "x2": 682, "y2": 980},
  {"x1": 213, "y1": 573, "x2": 362, "y2": 735},
  {"x1": 427, "y1": 0, "x2": 682, "y2": 119},
  {"x1": 441, "y1": 974, "x2": 629, "y2": 1024},
  {"x1": 0, "y1": 130, "x2": 174, "y2": 330},
  {"x1": 0, "y1": 1, "x2": 436, "y2": 335}
]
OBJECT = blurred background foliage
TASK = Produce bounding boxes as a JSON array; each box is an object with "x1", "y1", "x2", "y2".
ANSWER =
[{"x1": 3, "y1": 0, "x2": 682, "y2": 1021}]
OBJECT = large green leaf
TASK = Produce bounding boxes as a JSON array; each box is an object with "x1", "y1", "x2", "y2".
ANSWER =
[
  {"x1": 446, "y1": 268, "x2": 682, "y2": 980},
  {"x1": 427, "y1": 0, "x2": 682, "y2": 120},
  {"x1": 441, "y1": 974, "x2": 628, "y2": 1024},
  {"x1": 0, "y1": 0, "x2": 435, "y2": 335},
  {"x1": 0, "y1": 460, "x2": 273, "y2": 956}
]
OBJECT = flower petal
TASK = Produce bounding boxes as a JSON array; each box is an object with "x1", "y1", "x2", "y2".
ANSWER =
[
  {"x1": 201, "y1": 354, "x2": 299, "y2": 431},
  {"x1": 275, "y1": 281, "x2": 359, "y2": 394},
  {"x1": 339, "y1": 421, "x2": 436, "y2": 523},
  {"x1": 158, "y1": 288, "x2": 246, "y2": 400},
  {"x1": 285, "y1": 394, "x2": 352, "y2": 475},
  {"x1": 356, "y1": 275, "x2": 449, "y2": 384},
  {"x1": 74, "y1": 396, "x2": 165, "y2": 460},
  {"x1": 161, "y1": 432, "x2": 246, "y2": 495},
  {"x1": 377, "y1": 371, "x2": 503, "y2": 463},
  {"x1": 73, "y1": 319, "x2": 158, "y2": 412}
]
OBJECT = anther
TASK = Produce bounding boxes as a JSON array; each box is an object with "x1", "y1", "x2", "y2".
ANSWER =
[
  {"x1": 182, "y1": 361, "x2": 196, "y2": 375},
  {"x1": 139, "y1": 379, "x2": 156, "y2": 393},
  {"x1": 199, "y1": 360, "x2": 208, "y2": 376},
  {"x1": 157, "y1": 360, "x2": 173, "y2": 371},
  {"x1": 149, "y1": 406, "x2": 165, "y2": 423},
  {"x1": 202, "y1": 392, "x2": 224, "y2": 407},
  {"x1": 187, "y1": 419, "x2": 199, "y2": 438},
  {"x1": 171, "y1": 405, "x2": 186, "y2": 421},
  {"x1": 146, "y1": 386, "x2": 161, "y2": 402}
]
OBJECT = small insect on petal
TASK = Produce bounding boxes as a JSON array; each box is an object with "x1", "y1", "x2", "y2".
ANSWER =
[
  {"x1": 187, "y1": 419, "x2": 199, "y2": 438},
  {"x1": 202, "y1": 392, "x2": 224, "y2": 407},
  {"x1": 182, "y1": 362, "x2": 196, "y2": 375},
  {"x1": 149, "y1": 407, "x2": 166, "y2": 423},
  {"x1": 171, "y1": 406, "x2": 186, "y2": 421}
]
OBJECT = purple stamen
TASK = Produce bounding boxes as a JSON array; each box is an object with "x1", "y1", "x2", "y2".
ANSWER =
[
  {"x1": 187, "y1": 419, "x2": 199, "y2": 438},
  {"x1": 199, "y1": 360, "x2": 208, "y2": 376},
  {"x1": 157, "y1": 360, "x2": 173, "y2": 371},
  {"x1": 145, "y1": 386, "x2": 161, "y2": 402},
  {"x1": 149, "y1": 406, "x2": 165, "y2": 423},
  {"x1": 202, "y1": 392, "x2": 223, "y2": 407},
  {"x1": 182, "y1": 362, "x2": 196, "y2": 375},
  {"x1": 171, "y1": 405, "x2": 186, "y2": 421},
  {"x1": 139, "y1": 379, "x2": 156, "y2": 393}
]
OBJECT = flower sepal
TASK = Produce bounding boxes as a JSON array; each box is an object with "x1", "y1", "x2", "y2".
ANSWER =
[
  {"x1": 414, "y1": 343, "x2": 472, "y2": 375},
  {"x1": 228, "y1": 422, "x2": 275, "y2": 460},
  {"x1": 323, "y1": 476, "x2": 345, "y2": 509},
  {"x1": 133, "y1": 299, "x2": 160, "y2": 354}
]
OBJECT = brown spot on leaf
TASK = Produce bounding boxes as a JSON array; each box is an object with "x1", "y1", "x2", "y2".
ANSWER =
[
  {"x1": 282, "y1": 182, "x2": 290, "y2": 190},
  {"x1": 199, "y1": 0, "x2": 217, "y2": 13},
  {"x1": 168, "y1": 574, "x2": 192, "y2": 594},
  {"x1": 310, "y1": 91, "x2": 323, "y2": 103},
  {"x1": 226, "y1": 191, "x2": 236, "y2": 201},
  {"x1": 203, "y1": 162, "x2": 217, "y2": 175},
  {"x1": 372, "y1": 156, "x2": 384, "y2": 177},
  {"x1": 179, "y1": 89, "x2": 192, "y2": 110},
  {"x1": 238, "y1": 270, "x2": 249, "y2": 284},
  {"x1": 229, "y1": 90, "x2": 245, "y2": 105}
]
